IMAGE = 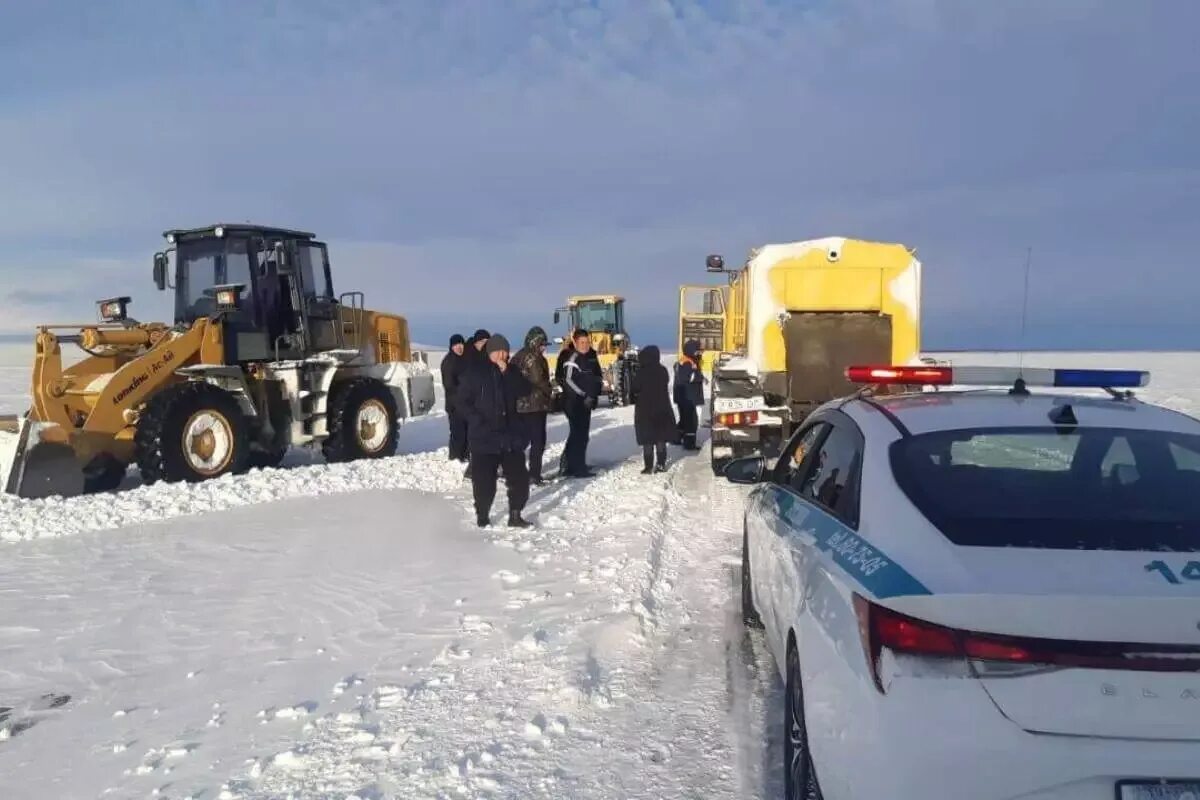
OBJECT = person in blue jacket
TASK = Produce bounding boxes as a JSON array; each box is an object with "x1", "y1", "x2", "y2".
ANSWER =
[{"x1": 673, "y1": 339, "x2": 705, "y2": 451}]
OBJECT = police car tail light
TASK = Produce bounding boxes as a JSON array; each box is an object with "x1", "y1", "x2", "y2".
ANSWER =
[
  {"x1": 855, "y1": 596, "x2": 1047, "y2": 692},
  {"x1": 845, "y1": 365, "x2": 1150, "y2": 389},
  {"x1": 857, "y1": 596, "x2": 1200, "y2": 692}
]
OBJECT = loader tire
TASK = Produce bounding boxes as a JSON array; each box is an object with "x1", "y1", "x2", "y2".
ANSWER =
[
  {"x1": 135, "y1": 382, "x2": 251, "y2": 485},
  {"x1": 248, "y1": 445, "x2": 288, "y2": 470},
  {"x1": 83, "y1": 455, "x2": 127, "y2": 494},
  {"x1": 322, "y1": 378, "x2": 399, "y2": 463}
]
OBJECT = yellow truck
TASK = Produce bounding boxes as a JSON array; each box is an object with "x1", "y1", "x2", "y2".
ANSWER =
[{"x1": 679, "y1": 236, "x2": 921, "y2": 473}]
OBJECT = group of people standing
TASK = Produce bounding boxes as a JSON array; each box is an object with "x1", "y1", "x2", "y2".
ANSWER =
[{"x1": 440, "y1": 328, "x2": 705, "y2": 529}]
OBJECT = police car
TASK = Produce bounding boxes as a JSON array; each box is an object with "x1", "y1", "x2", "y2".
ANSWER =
[{"x1": 723, "y1": 364, "x2": 1200, "y2": 800}]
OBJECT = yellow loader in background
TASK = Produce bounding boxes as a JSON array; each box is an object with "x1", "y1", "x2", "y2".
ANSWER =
[
  {"x1": 546, "y1": 294, "x2": 639, "y2": 407},
  {"x1": 1, "y1": 224, "x2": 435, "y2": 499}
]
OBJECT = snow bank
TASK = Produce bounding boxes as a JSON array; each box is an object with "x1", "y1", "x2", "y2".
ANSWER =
[{"x1": 0, "y1": 449, "x2": 465, "y2": 542}]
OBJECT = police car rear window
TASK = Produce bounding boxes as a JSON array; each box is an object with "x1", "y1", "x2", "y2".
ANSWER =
[{"x1": 890, "y1": 426, "x2": 1200, "y2": 551}]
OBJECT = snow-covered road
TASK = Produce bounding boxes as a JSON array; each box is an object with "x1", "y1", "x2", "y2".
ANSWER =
[
  {"x1": 1, "y1": 392, "x2": 781, "y2": 799},
  {"x1": 5, "y1": 349, "x2": 1197, "y2": 799}
]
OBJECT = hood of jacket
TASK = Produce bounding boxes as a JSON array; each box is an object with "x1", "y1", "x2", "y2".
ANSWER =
[{"x1": 637, "y1": 345, "x2": 661, "y2": 367}]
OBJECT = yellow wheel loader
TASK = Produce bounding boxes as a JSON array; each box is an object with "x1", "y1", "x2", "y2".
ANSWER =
[
  {"x1": 0, "y1": 224, "x2": 435, "y2": 499},
  {"x1": 546, "y1": 294, "x2": 639, "y2": 408},
  {"x1": 680, "y1": 237, "x2": 922, "y2": 474}
]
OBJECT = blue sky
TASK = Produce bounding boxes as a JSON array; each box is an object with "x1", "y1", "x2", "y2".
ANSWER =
[{"x1": 1, "y1": 0, "x2": 1197, "y2": 350}]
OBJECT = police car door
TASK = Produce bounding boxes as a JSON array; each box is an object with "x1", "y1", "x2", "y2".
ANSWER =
[
  {"x1": 758, "y1": 421, "x2": 829, "y2": 651},
  {"x1": 767, "y1": 414, "x2": 864, "y2": 652}
]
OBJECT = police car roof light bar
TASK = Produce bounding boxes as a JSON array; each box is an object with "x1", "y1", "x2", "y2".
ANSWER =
[{"x1": 845, "y1": 365, "x2": 1150, "y2": 389}]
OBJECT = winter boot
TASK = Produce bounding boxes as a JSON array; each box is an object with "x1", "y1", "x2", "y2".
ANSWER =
[
  {"x1": 476, "y1": 514, "x2": 489, "y2": 528},
  {"x1": 507, "y1": 511, "x2": 532, "y2": 529},
  {"x1": 654, "y1": 463, "x2": 667, "y2": 474}
]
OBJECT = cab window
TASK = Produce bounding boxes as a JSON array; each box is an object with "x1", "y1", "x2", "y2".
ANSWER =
[{"x1": 297, "y1": 243, "x2": 332, "y2": 300}]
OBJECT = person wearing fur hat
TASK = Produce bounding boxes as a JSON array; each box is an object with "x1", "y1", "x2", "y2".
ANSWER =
[
  {"x1": 674, "y1": 339, "x2": 705, "y2": 451},
  {"x1": 510, "y1": 326, "x2": 553, "y2": 485},
  {"x1": 441, "y1": 333, "x2": 470, "y2": 462},
  {"x1": 456, "y1": 333, "x2": 532, "y2": 528}
]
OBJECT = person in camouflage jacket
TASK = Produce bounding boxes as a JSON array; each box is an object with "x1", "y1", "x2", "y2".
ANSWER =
[{"x1": 511, "y1": 326, "x2": 553, "y2": 483}]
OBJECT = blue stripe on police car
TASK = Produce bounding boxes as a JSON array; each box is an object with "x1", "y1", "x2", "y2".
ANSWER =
[{"x1": 769, "y1": 486, "x2": 931, "y2": 599}]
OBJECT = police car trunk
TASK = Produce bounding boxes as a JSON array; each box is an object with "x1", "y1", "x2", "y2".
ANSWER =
[{"x1": 856, "y1": 366, "x2": 1200, "y2": 745}]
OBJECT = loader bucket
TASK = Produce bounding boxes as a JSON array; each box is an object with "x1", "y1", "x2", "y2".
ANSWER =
[{"x1": 0, "y1": 417, "x2": 85, "y2": 499}]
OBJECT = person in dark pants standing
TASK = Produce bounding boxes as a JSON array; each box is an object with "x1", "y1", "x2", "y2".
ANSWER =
[
  {"x1": 460, "y1": 328, "x2": 490, "y2": 478},
  {"x1": 674, "y1": 339, "x2": 705, "y2": 451},
  {"x1": 457, "y1": 334, "x2": 532, "y2": 528},
  {"x1": 561, "y1": 328, "x2": 602, "y2": 478},
  {"x1": 511, "y1": 326, "x2": 553, "y2": 485},
  {"x1": 632, "y1": 345, "x2": 677, "y2": 474},
  {"x1": 440, "y1": 333, "x2": 469, "y2": 462}
]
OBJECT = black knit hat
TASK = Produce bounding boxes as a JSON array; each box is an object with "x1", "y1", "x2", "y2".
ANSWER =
[
  {"x1": 472, "y1": 328, "x2": 491, "y2": 341},
  {"x1": 449, "y1": 333, "x2": 465, "y2": 347},
  {"x1": 485, "y1": 334, "x2": 511, "y2": 354}
]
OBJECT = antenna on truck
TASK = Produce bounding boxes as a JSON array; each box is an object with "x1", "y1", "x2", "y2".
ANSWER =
[{"x1": 1017, "y1": 246, "x2": 1033, "y2": 374}]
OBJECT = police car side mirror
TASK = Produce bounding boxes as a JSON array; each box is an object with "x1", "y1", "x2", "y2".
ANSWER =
[{"x1": 723, "y1": 456, "x2": 765, "y2": 485}]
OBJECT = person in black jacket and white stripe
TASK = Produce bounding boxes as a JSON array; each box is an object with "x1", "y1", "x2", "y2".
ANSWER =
[{"x1": 560, "y1": 328, "x2": 603, "y2": 478}]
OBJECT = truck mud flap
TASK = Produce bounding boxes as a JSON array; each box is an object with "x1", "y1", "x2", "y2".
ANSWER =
[{"x1": 1, "y1": 419, "x2": 85, "y2": 499}]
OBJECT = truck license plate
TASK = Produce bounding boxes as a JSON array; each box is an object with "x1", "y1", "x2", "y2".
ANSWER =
[
  {"x1": 1119, "y1": 781, "x2": 1200, "y2": 800},
  {"x1": 713, "y1": 397, "x2": 760, "y2": 413}
]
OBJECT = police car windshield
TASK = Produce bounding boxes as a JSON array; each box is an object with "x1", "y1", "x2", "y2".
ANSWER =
[{"x1": 890, "y1": 426, "x2": 1200, "y2": 551}]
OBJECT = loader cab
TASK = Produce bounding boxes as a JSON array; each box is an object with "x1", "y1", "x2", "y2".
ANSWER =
[
  {"x1": 554, "y1": 295, "x2": 629, "y2": 355},
  {"x1": 160, "y1": 224, "x2": 338, "y2": 363}
]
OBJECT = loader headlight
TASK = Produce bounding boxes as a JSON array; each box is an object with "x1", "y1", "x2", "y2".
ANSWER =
[
  {"x1": 214, "y1": 226, "x2": 225, "y2": 238},
  {"x1": 166, "y1": 233, "x2": 176, "y2": 244},
  {"x1": 97, "y1": 296, "x2": 131, "y2": 322},
  {"x1": 214, "y1": 285, "x2": 241, "y2": 310}
]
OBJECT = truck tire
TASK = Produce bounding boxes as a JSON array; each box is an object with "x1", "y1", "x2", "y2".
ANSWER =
[
  {"x1": 135, "y1": 382, "x2": 251, "y2": 484},
  {"x1": 322, "y1": 378, "x2": 399, "y2": 463}
]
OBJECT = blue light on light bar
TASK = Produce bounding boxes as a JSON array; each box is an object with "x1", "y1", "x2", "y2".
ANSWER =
[{"x1": 1052, "y1": 369, "x2": 1149, "y2": 389}]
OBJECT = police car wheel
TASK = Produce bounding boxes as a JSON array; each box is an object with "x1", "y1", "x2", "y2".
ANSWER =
[
  {"x1": 785, "y1": 642, "x2": 822, "y2": 800},
  {"x1": 741, "y1": 527, "x2": 763, "y2": 628}
]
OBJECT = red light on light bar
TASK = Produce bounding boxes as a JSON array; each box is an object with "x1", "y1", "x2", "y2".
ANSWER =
[{"x1": 845, "y1": 365, "x2": 953, "y2": 385}]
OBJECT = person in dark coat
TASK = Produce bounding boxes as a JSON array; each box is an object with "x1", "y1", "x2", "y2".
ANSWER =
[
  {"x1": 560, "y1": 328, "x2": 602, "y2": 478},
  {"x1": 553, "y1": 337, "x2": 574, "y2": 475},
  {"x1": 456, "y1": 334, "x2": 531, "y2": 528},
  {"x1": 674, "y1": 339, "x2": 705, "y2": 451},
  {"x1": 631, "y1": 345, "x2": 677, "y2": 474},
  {"x1": 467, "y1": 329, "x2": 490, "y2": 364},
  {"x1": 511, "y1": 326, "x2": 553, "y2": 485},
  {"x1": 440, "y1": 333, "x2": 469, "y2": 462}
]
